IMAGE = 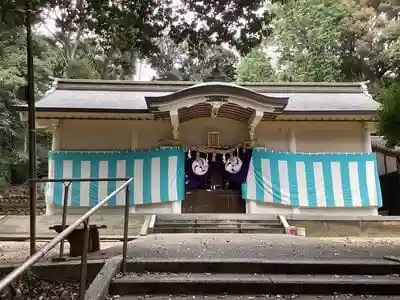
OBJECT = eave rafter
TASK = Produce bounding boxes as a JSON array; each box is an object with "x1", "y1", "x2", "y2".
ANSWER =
[{"x1": 146, "y1": 82, "x2": 289, "y2": 124}]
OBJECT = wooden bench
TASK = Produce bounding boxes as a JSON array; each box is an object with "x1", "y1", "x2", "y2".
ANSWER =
[{"x1": 49, "y1": 224, "x2": 107, "y2": 257}]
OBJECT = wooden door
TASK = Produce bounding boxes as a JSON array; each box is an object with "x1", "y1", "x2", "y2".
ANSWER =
[
  {"x1": 182, "y1": 189, "x2": 245, "y2": 213},
  {"x1": 182, "y1": 159, "x2": 246, "y2": 213}
]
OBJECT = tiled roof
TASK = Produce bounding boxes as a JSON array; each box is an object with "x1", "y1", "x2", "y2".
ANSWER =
[
  {"x1": 17, "y1": 79, "x2": 380, "y2": 114},
  {"x1": 371, "y1": 136, "x2": 400, "y2": 155}
]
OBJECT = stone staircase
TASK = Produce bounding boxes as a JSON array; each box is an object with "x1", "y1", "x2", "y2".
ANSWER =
[
  {"x1": 152, "y1": 214, "x2": 285, "y2": 234},
  {"x1": 107, "y1": 258, "x2": 400, "y2": 298}
]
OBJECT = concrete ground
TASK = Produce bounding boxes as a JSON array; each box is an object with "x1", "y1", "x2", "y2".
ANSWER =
[
  {"x1": 292, "y1": 220, "x2": 400, "y2": 237},
  {"x1": 89, "y1": 233, "x2": 400, "y2": 260},
  {"x1": 0, "y1": 213, "x2": 145, "y2": 264},
  {"x1": 0, "y1": 214, "x2": 145, "y2": 236},
  {"x1": 0, "y1": 241, "x2": 121, "y2": 265}
]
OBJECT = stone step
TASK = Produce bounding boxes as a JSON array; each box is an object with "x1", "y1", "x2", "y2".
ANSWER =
[
  {"x1": 155, "y1": 214, "x2": 280, "y2": 222},
  {"x1": 154, "y1": 222, "x2": 282, "y2": 228},
  {"x1": 155, "y1": 221, "x2": 281, "y2": 226},
  {"x1": 152, "y1": 226, "x2": 284, "y2": 233},
  {"x1": 155, "y1": 219, "x2": 281, "y2": 224},
  {"x1": 124, "y1": 258, "x2": 400, "y2": 275},
  {"x1": 110, "y1": 273, "x2": 400, "y2": 296}
]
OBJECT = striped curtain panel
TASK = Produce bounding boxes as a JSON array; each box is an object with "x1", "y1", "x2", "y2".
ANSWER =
[
  {"x1": 242, "y1": 149, "x2": 382, "y2": 208},
  {"x1": 46, "y1": 148, "x2": 185, "y2": 207}
]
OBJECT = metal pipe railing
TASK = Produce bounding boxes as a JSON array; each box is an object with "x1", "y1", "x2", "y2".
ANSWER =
[
  {"x1": 33, "y1": 178, "x2": 131, "y2": 258},
  {"x1": 0, "y1": 177, "x2": 134, "y2": 300}
]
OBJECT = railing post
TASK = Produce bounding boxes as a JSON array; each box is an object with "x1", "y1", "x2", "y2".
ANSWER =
[
  {"x1": 122, "y1": 185, "x2": 130, "y2": 274},
  {"x1": 78, "y1": 218, "x2": 90, "y2": 300},
  {"x1": 59, "y1": 182, "x2": 71, "y2": 258}
]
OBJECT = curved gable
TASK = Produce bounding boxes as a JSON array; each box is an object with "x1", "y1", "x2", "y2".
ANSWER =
[{"x1": 145, "y1": 82, "x2": 289, "y2": 111}]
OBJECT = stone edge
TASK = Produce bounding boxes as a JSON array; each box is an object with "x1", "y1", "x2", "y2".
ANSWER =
[
  {"x1": 140, "y1": 214, "x2": 155, "y2": 236},
  {"x1": 84, "y1": 255, "x2": 122, "y2": 300}
]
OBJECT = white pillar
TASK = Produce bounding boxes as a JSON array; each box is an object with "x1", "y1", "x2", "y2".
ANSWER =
[
  {"x1": 288, "y1": 128, "x2": 298, "y2": 214},
  {"x1": 171, "y1": 200, "x2": 182, "y2": 213},
  {"x1": 46, "y1": 123, "x2": 61, "y2": 216},
  {"x1": 51, "y1": 124, "x2": 61, "y2": 151},
  {"x1": 363, "y1": 123, "x2": 373, "y2": 153},
  {"x1": 246, "y1": 199, "x2": 257, "y2": 214},
  {"x1": 129, "y1": 131, "x2": 138, "y2": 213},
  {"x1": 288, "y1": 128, "x2": 296, "y2": 152}
]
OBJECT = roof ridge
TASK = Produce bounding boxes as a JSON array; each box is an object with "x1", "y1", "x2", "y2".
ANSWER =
[
  {"x1": 51, "y1": 78, "x2": 367, "y2": 94},
  {"x1": 53, "y1": 77, "x2": 366, "y2": 87}
]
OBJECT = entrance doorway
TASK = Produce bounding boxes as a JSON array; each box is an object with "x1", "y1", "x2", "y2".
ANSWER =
[{"x1": 182, "y1": 156, "x2": 246, "y2": 213}]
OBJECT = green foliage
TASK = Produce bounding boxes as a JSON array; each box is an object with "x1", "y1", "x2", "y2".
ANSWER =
[
  {"x1": 0, "y1": 25, "x2": 59, "y2": 180},
  {"x1": 236, "y1": 47, "x2": 276, "y2": 82},
  {"x1": 272, "y1": 0, "x2": 400, "y2": 83},
  {"x1": 340, "y1": 0, "x2": 400, "y2": 82},
  {"x1": 87, "y1": 0, "x2": 275, "y2": 57},
  {"x1": 377, "y1": 82, "x2": 400, "y2": 147},
  {"x1": 273, "y1": 0, "x2": 347, "y2": 82},
  {"x1": 150, "y1": 41, "x2": 239, "y2": 81}
]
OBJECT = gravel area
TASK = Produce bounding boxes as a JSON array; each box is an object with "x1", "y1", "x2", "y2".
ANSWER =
[
  {"x1": 112, "y1": 295, "x2": 400, "y2": 299},
  {"x1": 91, "y1": 234, "x2": 400, "y2": 260},
  {"x1": 0, "y1": 241, "x2": 120, "y2": 299},
  {"x1": 0, "y1": 274, "x2": 80, "y2": 300}
]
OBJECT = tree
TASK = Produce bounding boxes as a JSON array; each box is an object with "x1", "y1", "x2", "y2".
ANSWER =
[
  {"x1": 88, "y1": 0, "x2": 276, "y2": 56},
  {"x1": 3, "y1": 0, "x2": 280, "y2": 80},
  {"x1": 273, "y1": 0, "x2": 347, "y2": 82},
  {"x1": 377, "y1": 81, "x2": 400, "y2": 147},
  {"x1": 272, "y1": 0, "x2": 400, "y2": 83},
  {"x1": 236, "y1": 47, "x2": 276, "y2": 82},
  {"x1": 340, "y1": 0, "x2": 400, "y2": 84},
  {"x1": 149, "y1": 40, "x2": 239, "y2": 81},
  {"x1": 39, "y1": 1, "x2": 138, "y2": 79},
  {"x1": 0, "y1": 26, "x2": 58, "y2": 180}
]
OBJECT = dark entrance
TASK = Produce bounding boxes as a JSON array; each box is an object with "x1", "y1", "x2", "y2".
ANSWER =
[{"x1": 182, "y1": 155, "x2": 246, "y2": 213}]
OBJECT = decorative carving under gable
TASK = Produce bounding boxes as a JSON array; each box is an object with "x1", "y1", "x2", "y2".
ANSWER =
[{"x1": 206, "y1": 96, "x2": 227, "y2": 118}]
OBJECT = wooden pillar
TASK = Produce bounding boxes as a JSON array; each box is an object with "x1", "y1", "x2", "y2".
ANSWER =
[{"x1": 384, "y1": 154, "x2": 388, "y2": 174}]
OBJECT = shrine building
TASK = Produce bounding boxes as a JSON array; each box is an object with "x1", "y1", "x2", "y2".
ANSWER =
[{"x1": 17, "y1": 78, "x2": 382, "y2": 216}]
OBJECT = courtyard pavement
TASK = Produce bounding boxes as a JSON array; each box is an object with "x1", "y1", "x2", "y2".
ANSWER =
[{"x1": 89, "y1": 233, "x2": 400, "y2": 261}]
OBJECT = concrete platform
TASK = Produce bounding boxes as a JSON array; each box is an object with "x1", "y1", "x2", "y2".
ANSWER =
[
  {"x1": 0, "y1": 214, "x2": 145, "y2": 236},
  {"x1": 89, "y1": 233, "x2": 400, "y2": 260}
]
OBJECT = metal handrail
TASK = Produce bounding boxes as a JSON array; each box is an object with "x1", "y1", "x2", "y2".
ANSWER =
[
  {"x1": 34, "y1": 177, "x2": 133, "y2": 258},
  {"x1": 0, "y1": 177, "x2": 134, "y2": 300}
]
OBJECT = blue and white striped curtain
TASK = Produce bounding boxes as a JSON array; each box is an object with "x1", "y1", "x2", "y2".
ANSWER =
[
  {"x1": 46, "y1": 148, "x2": 185, "y2": 207},
  {"x1": 242, "y1": 149, "x2": 382, "y2": 208}
]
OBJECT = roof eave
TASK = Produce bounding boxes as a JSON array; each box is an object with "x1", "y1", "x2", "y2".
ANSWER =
[
  {"x1": 282, "y1": 110, "x2": 377, "y2": 115},
  {"x1": 15, "y1": 106, "x2": 150, "y2": 114}
]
